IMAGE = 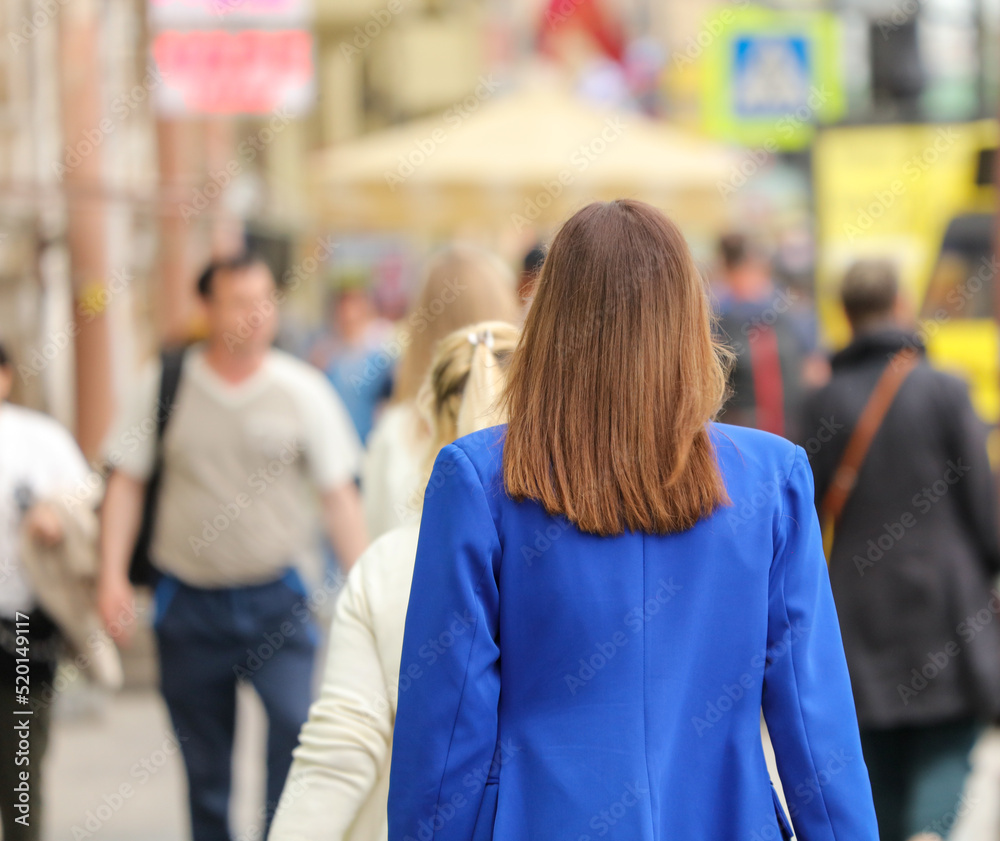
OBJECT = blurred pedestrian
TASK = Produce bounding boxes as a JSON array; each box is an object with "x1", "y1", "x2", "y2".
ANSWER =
[
  {"x1": 389, "y1": 201, "x2": 879, "y2": 841},
  {"x1": 801, "y1": 259, "x2": 1000, "y2": 841},
  {"x1": 518, "y1": 244, "x2": 545, "y2": 307},
  {"x1": 0, "y1": 341, "x2": 91, "y2": 841},
  {"x1": 307, "y1": 275, "x2": 394, "y2": 445},
  {"x1": 362, "y1": 244, "x2": 520, "y2": 539},
  {"x1": 268, "y1": 320, "x2": 519, "y2": 841},
  {"x1": 97, "y1": 253, "x2": 368, "y2": 841},
  {"x1": 713, "y1": 232, "x2": 809, "y2": 440}
]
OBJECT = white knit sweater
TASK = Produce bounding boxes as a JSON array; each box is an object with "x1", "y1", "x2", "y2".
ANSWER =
[{"x1": 269, "y1": 523, "x2": 421, "y2": 841}]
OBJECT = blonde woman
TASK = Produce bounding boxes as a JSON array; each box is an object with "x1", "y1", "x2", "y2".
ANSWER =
[
  {"x1": 268, "y1": 321, "x2": 519, "y2": 841},
  {"x1": 361, "y1": 245, "x2": 520, "y2": 539}
]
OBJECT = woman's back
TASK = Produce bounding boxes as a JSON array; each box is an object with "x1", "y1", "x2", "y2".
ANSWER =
[
  {"x1": 389, "y1": 422, "x2": 878, "y2": 841},
  {"x1": 388, "y1": 200, "x2": 878, "y2": 841}
]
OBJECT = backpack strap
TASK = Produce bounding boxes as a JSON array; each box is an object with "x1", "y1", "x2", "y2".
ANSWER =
[
  {"x1": 820, "y1": 348, "x2": 920, "y2": 559},
  {"x1": 127, "y1": 345, "x2": 186, "y2": 586},
  {"x1": 155, "y1": 346, "x2": 187, "y2": 443}
]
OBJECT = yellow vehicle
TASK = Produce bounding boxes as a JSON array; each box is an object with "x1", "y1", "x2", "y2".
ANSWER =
[
  {"x1": 919, "y1": 206, "x2": 997, "y2": 422},
  {"x1": 814, "y1": 121, "x2": 998, "y2": 422}
]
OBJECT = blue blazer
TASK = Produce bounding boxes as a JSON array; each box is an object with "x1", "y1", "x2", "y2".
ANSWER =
[{"x1": 388, "y1": 423, "x2": 879, "y2": 841}]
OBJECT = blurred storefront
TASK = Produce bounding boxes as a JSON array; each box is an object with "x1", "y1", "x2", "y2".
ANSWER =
[{"x1": 3, "y1": 0, "x2": 1000, "y2": 453}]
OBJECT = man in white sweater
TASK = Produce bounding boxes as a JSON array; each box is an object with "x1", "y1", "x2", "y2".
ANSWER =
[{"x1": 0, "y1": 341, "x2": 92, "y2": 841}]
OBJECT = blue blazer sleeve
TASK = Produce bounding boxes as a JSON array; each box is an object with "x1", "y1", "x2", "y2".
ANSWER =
[
  {"x1": 388, "y1": 443, "x2": 502, "y2": 841},
  {"x1": 763, "y1": 447, "x2": 880, "y2": 841}
]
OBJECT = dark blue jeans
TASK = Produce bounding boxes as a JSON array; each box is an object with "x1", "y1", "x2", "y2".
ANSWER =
[{"x1": 153, "y1": 569, "x2": 317, "y2": 841}]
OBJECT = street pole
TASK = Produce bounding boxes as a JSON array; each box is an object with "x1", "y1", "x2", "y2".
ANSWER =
[
  {"x1": 58, "y1": 0, "x2": 114, "y2": 459},
  {"x1": 205, "y1": 118, "x2": 243, "y2": 259},
  {"x1": 156, "y1": 117, "x2": 204, "y2": 344}
]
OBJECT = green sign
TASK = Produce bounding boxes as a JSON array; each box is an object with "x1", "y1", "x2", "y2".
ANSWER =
[{"x1": 698, "y1": 4, "x2": 844, "y2": 151}]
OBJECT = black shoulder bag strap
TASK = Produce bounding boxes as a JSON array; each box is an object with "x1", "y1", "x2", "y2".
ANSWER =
[{"x1": 128, "y1": 346, "x2": 186, "y2": 586}]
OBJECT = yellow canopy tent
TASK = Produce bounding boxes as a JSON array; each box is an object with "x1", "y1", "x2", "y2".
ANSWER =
[{"x1": 311, "y1": 86, "x2": 742, "y2": 239}]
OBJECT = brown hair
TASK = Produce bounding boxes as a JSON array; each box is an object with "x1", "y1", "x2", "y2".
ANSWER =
[
  {"x1": 392, "y1": 244, "x2": 521, "y2": 403},
  {"x1": 502, "y1": 200, "x2": 731, "y2": 536}
]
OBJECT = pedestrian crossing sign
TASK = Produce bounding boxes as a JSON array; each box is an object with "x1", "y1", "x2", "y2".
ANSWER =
[
  {"x1": 700, "y1": 5, "x2": 844, "y2": 151},
  {"x1": 733, "y1": 35, "x2": 810, "y2": 117}
]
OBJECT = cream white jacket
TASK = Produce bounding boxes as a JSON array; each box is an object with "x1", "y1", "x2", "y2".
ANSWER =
[
  {"x1": 361, "y1": 403, "x2": 426, "y2": 540},
  {"x1": 269, "y1": 523, "x2": 420, "y2": 841}
]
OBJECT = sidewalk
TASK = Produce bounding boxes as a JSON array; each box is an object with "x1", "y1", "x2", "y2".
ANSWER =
[
  {"x1": 41, "y1": 687, "x2": 267, "y2": 841},
  {"x1": 36, "y1": 686, "x2": 1000, "y2": 841}
]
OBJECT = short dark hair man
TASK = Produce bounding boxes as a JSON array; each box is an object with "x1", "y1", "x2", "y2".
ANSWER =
[
  {"x1": 99, "y1": 255, "x2": 368, "y2": 840},
  {"x1": 839, "y1": 258, "x2": 903, "y2": 329},
  {"x1": 801, "y1": 258, "x2": 1000, "y2": 841}
]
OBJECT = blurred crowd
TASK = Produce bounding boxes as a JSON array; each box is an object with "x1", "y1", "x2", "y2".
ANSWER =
[{"x1": 1, "y1": 219, "x2": 999, "y2": 841}]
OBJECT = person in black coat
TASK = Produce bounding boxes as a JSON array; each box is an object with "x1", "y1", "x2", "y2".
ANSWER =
[{"x1": 801, "y1": 259, "x2": 1000, "y2": 841}]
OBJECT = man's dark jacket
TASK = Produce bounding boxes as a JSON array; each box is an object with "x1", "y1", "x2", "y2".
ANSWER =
[{"x1": 801, "y1": 328, "x2": 1000, "y2": 729}]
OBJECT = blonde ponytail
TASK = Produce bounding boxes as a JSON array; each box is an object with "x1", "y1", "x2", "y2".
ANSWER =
[
  {"x1": 456, "y1": 329, "x2": 504, "y2": 439},
  {"x1": 417, "y1": 320, "x2": 519, "y2": 478}
]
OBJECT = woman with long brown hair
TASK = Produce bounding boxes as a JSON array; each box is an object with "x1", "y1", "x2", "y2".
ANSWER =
[{"x1": 388, "y1": 200, "x2": 879, "y2": 841}]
